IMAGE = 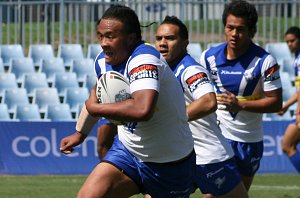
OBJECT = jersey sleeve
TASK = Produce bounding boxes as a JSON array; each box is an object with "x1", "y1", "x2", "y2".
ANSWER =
[
  {"x1": 127, "y1": 54, "x2": 161, "y2": 93},
  {"x1": 181, "y1": 66, "x2": 215, "y2": 100},
  {"x1": 261, "y1": 55, "x2": 282, "y2": 91}
]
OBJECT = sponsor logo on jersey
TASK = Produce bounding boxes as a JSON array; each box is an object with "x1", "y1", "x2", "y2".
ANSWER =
[
  {"x1": 129, "y1": 64, "x2": 158, "y2": 83},
  {"x1": 186, "y1": 72, "x2": 210, "y2": 93},
  {"x1": 264, "y1": 64, "x2": 280, "y2": 81},
  {"x1": 220, "y1": 70, "x2": 242, "y2": 75}
]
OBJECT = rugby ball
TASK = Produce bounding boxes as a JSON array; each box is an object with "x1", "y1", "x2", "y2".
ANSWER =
[{"x1": 96, "y1": 71, "x2": 131, "y2": 125}]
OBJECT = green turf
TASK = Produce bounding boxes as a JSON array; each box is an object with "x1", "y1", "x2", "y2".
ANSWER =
[{"x1": 0, "y1": 174, "x2": 299, "y2": 198}]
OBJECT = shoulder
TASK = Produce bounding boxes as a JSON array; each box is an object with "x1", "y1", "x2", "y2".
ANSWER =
[
  {"x1": 204, "y1": 43, "x2": 226, "y2": 56},
  {"x1": 132, "y1": 42, "x2": 161, "y2": 59}
]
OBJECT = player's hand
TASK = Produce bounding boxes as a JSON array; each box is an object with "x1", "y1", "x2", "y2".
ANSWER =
[
  {"x1": 216, "y1": 90, "x2": 240, "y2": 112},
  {"x1": 277, "y1": 106, "x2": 288, "y2": 115},
  {"x1": 60, "y1": 132, "x2": 86, "y2": 154}
]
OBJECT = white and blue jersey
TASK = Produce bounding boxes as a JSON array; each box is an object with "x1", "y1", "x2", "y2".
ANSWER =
[
  {"x1": 171, "y1": 54, "x2": 234, "y2": 164},
  {"x1": 94, "y1": 41, "x2": 194, "y2": 163},
  {"x1": 171, "y1": 54, "x2": 241, "y2": 195},
  {"x1": 294, "y1": 51, "x2": 300, "y2": 89},
  {"x1": 200, "y1": 42, "x2": 282, "y2": 142}
]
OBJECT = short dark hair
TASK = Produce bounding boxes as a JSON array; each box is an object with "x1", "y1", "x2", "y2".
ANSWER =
[
  {"x1": 222, "y1": 0, "x2": 258, "y2": 31},
  {"x1": 160, "y1": 16, "x2": 189, "y2": 40},
  {"x1": 285, "y1": 26, "x2": 300, "y2": 39},
  {"x1": 100, "y1": 5, "x2": 142, "y2": 40}
]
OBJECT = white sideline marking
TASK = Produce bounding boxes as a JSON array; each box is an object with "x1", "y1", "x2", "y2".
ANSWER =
[{"x1": 252, "y1": 185, "x2": 300, "y2": 190}]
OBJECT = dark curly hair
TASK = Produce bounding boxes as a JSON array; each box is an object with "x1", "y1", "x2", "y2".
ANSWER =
[
  {"x1": 160, "y1": 16, "x2": 189, "y2": 40},
  {"x1": 285, "y1": 26, "x2": 300, "y2": 39},
  {"x1": 222, "y1": 0, "x2": 258, "y2": 32},
  {"x1": 100, "y1": 5, "x2": 142, "y2": 40}
]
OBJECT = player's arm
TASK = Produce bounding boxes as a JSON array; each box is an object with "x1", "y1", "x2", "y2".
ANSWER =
[
  {"x1": 217, "y1": 89, "x2": 282, "y2": 113},
  {"x1": 278, "y1": 92, "x2": 297, "y2": 115},
  {"x1": 187, "y1": 92, "x2": 217, "y2": 121},
  {"x1": 86, "y1": 85, "x2": 158, "y2": 122},
  {"x1": 183, "y1": 66, "x2": 217, "y2": 121},
  {"x1": 296, "y1": 90, "x2": 300, "y2": 128}
]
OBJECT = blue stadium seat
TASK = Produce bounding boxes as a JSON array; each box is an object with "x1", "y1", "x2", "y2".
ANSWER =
[
  {"x1": 282, "y1": 58, "x2": 295, "y2": 78},
  {"x1": 32, "y1": 88, "x2": 61, "y2": 112},
  {"x1": 0, "y1": 58, "x2": 4, "y2": 73},
  {"x1": 4, "y1": 88, "x2": 29, "y2": 114},
  {"x1": 64, "y1": 87, "x2": 89, "y2": 115},
  {"x1": 28, "y1": 44, "x2": 55, "y2": 70},
  {"x1": 84, "y1": 74, "x2": 97, "y2": 91},
  {"x1": 71, "y1": 58, "x2": 95, "y2": 84},
  {"x1": 265, "y1": 42, "x2": 292, "y2": 64},
  {"x1": 9, "y1": 57, "x2": 36, "y2": 84},
  {"x1": 0, "y1": 73, "x2": 18, "y2": 101},
  {"x1": 57, "y1": 44, "x2": 84, "y2": 69},
  {"x1": 87, "y1": 44, "x2": 102, "y2": 60},
  {"x1": 0, "y1": 103, "x2": 11, "y2": 120},
  {"x1": 206, "y1": 42, "x2": 222, "y2": 49},
  {"x1": 23, "y1": 73, "x2": 49, "y2": 97},
  {"x1": 0, "y1": 44, "x2": 25, "y2": 69},
  {"x1": 40, "y1": 58, "x2": 65, "y2": 85},
  {"x1": 46, "y1": 103, "x2": 74, "y2": 121},
  {"x1": 53, "y1": 72, "x2": 79, "y2": 97},
  {"x1": 187, "y1": 43, "x2": 202, "y2": 62},
  {"x1": 15, "y1": 104, "x2": 42, "y2": 121}
]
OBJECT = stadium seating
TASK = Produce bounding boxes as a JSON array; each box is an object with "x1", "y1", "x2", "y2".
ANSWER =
[
  {"x1": 28, "y1": 44, "x2": 55, "y2": 70},
  {"x1": 187, "y1": 43, "x2": 202, "y2": 62},
  {"x1": 84, "y1": 74, "x2": 97, "y2": 91},
  {"x1": 57, "y1": 44, "x2": 84, "y2": 70},
  {"x1": 53, "y1": 72, "x2": 79, "y2": 97},
  {"x1": 282, "y1": 58, "x2": 294, "y2": 77},
  {"x1": 265, "y1": 42, "x2": 292, "y2": 63},
  {"x1": 87, "y1": 44, "x2": 102, "y2": 60},
  {"x1": 0, "y1": 103, "x2": 12, "y2": 120},
  {"x1": 71, "y1": 58, "x2": 95, "y2": 84},
  {"x1": 9, "y1": 57, "x2": 36, "y2": 84},
  {"x1": 64, "y1": 87, "x2": 89, "y2": 116},
  {"x1": 0, "y1": 44, "x2": 25, "y2": 70},
  {"x1": 23, "y1": 73, "x2": 49, "y2": 98},
  {"x1": 15, "y1": 104, "x2": 42, "y2": 121},
  {"x1": 4, "y1": 88, "x2": 29, "y2": 114},
  {"x1": 40, "y1": 58, "x2": 65, "y2": 85},
  {"x1": 206, "y1": 42, "x2": 222, "y2": 49},
  {"x1": 0, "y1": 58, "x2": 4, "y2": 73},
  {"x1": 32, "y1": 88, "x2": 61, "y2": 112},
  {"x1": 46, "y1": 103, "x2": 74, "y2": 121},
  {"x1": 0, "y1": 73, "x2": 18, "y2": 101}
]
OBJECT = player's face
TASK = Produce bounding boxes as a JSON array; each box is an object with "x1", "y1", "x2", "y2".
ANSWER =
[
  {"x1": 285, "y1": 33, "x2": 300, "y2": 53},
  {"x1": 155, "y1": 24, "x2": 188, "y2": 66},
  {"x1": 96, "y1": 19, "x2": 134, "y2": 65},
  {"x1": 224, "y1": 14, "x2": 254, "y2": 52}
]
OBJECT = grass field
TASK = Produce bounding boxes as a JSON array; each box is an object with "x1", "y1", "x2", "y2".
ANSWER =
[{"x1": 0, "y1": 174, "x2": 299, "y2": 198}]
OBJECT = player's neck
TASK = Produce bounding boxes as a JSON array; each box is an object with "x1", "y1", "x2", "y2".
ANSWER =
[{"x1": 226, "y1": 42, "x2": 251, "y2": 60}]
